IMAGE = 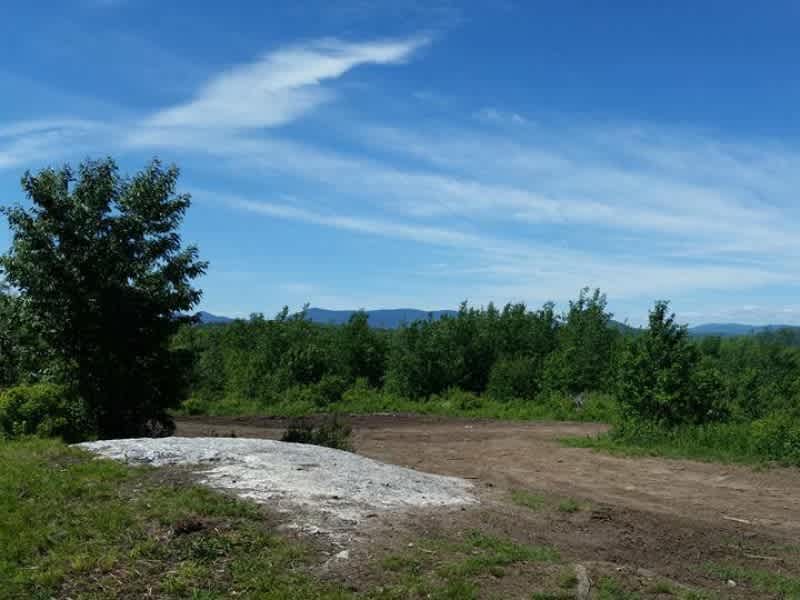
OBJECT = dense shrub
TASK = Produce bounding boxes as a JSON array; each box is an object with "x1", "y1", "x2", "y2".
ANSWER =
[
  {"x1": 281, "y1": 415, "x2": 352, "y2": 451},
  {"x1": 312, "y1": 374, "x2": 350, "y2": 406},
  {"x1": 0, "y1": 384, "x2": 92, "y2": 442},
  {"x1": 750, "y1": 412, "x2": 800, "y2": 465},
  {"x1": 487, "y1": 356, "x2": 540, "y2": 401}
]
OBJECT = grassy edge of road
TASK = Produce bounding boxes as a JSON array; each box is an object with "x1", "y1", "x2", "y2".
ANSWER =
[
  {"x1": 2, "y1": 437, "x2": 747, "y2": 600},
  {"x1": 560, "y1": 418, "x2": 800, "y2": 468},
  {"x1": 0, "y1": 437, "x2": 584, "y2": 599}
]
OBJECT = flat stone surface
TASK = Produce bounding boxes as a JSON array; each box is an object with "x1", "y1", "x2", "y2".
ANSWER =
[{"x1": 77, "y1": 437, "x2": 476, "y2": 527}]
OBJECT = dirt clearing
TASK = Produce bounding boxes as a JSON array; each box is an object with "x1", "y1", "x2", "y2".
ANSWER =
[{"x1": 176, "y1": 414, "x2": 800, "y2": 598}]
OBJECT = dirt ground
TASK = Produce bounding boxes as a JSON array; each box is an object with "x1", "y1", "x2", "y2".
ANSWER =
[{"x1": 176, "y1": 414, "x2": 800, "y2": 597}]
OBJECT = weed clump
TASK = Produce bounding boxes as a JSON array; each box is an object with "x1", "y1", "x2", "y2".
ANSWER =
[{"x1": 281, "y1": 415, "x2": 352, "y2": 451}]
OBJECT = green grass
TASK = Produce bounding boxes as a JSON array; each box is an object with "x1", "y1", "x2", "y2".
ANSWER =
[
  {"x1": 510, "y1": 489, "x2": 547, "y2": 511},
  {"x1": 181, "y1": 386, "x2": 619, "y2": 424},
  {"x1": 562, "y1": 419, "x2": 800, "y2": 467},
  {"x1": 452, "y1": 530, "x2": 559, "y2": 576},
  {"x1": 0, "y1": 438, "x2": 352, "y2": 599},
  {"x1": 646, "y1": 580, "x2": 675, "y2": 594},
  {"x1": 557, "y1": 567, "x2": 578, "y2": 589},
  {"x1": 706, "y1": 563, "x2": 800, "y2": 597},
  {"x1": 557, "y1": 498, "x2": 582, "y2": 513},
  {"x1": 597, "y1": 576, "x2": 641, "y2": 599},
  {"x1": 377, "y1": 529, "x2": 560, "y2": 599}
]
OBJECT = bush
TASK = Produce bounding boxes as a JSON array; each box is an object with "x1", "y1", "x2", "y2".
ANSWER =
[
  {"x1": 312, "y1": 374, "x2": 349, "y2": 407},
  {"x1": 0, "y1": 383, "x2": 92, "y2": 442},
  {"x1": 751, "y1": 412, "x2": 800, "y2": 465},
  {"x1": 281, "y1": 415, "x2": 352, "y2": 451},
  {"x1": 277, "y1": 376, "x2": 349, "y2": 411},
  {"x1": 181, "y1": 397, "x2": 208, "y2": 416},
  {"x1": 487, "y1": 356, "x2": 540, "y2": 401},
  {"x1": 444, "y1": 387, "x2": 483, "y2": 411}
]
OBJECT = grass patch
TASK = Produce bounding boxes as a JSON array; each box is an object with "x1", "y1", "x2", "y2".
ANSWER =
[
  {"x1": 597, "y1": 576, "x2": 641, "y2": 599},
  {"x1": 706, "y1": 563, "x2": 800, "y2": 597},
  {"x1": 181, "y1": 387, "x2": 619, "y2": 424},
  {"x1": 510, "y1": 489, "x2": 547, "y2": 511},
  {"x1": 646, "y1": 580, "x2": 675, "y2": 594},
  {"x1": 376, "y1": 529, "x2": 560, "y2": 599},
  {"x1": 450, "y1": 530, "x2": 559, "y2": 577},
  {"x1": 558, "y1": 567, "x2": 578, "y2": 589},
  {"x1": 562, "y1": 419, "x2": 800, "y2": 467},
  {"x1": 0, "y1": 438, "x2": 351, "y2": 599},
  {"x1": 557, "y1": 498, "x2": 582, "y2": 513},
  {"x1": 511, "y1": 489, "x2": 589, "y2": 515}
]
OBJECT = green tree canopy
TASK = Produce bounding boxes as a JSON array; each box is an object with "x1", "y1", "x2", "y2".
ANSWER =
[
  {"x1": 618, "y1": 300, "x2": 725, "y2": 426},
  {"x1": 0, "y1": 158, "x2": 207, "y2": 437},
  {"x1": 544, "y1": 288, "x2": 618, "y2": 394}
]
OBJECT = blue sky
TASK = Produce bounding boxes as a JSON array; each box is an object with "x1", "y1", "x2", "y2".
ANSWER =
[{"x1": 1, "y1": 1, "x2": 799, "y2": 325}]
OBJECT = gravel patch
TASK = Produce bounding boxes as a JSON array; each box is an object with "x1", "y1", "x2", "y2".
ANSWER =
[{"x1": 77, "y1": 437, "x2": 476, "y2": 538}]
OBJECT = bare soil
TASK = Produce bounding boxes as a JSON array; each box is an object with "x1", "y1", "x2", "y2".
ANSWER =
[{"x1": 176, "y1": 414, "x2": 800, "y2": 597}]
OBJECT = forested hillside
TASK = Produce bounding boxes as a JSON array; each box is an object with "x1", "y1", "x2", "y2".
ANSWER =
[{"x1": 170, "y1": 290, "x2": 800, "y2": 465}]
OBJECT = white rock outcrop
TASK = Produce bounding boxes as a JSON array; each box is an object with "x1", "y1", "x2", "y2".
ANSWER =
[{"x1": 77, "y1": 437, "x2": 476, "y2": 528}]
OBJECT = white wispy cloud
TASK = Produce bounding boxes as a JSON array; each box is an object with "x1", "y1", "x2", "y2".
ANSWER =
[
  {"x1": 0, "y1": 119, "x2": 116, "y2": 169},
  {"x1": 146, "y1": 37, "x2": 429, "y2": 130},
  {"x1": 2, "y1": 34, "x2": 799, "y2": 322},
  {"x1": 475, "y1": 107, "x2": 530, "y2": 125},
  {"x1": 219, "y1": 194, "x2": 481, "y2": 248},
  {"x1": 214, "y1": 191, "x2": 790, "y2": 305}
]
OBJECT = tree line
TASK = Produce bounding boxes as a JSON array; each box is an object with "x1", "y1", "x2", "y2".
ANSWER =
[
  {"x1": 174, "y1": 292, "x2": 800, "y2": 427},
  {"x1": 0, "y1": 159, "x2": 798, "y2": 465}
]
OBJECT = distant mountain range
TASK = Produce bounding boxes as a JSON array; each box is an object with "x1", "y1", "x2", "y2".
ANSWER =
[
  {"x1": 195, "y1": 311, "x2": 236, "y2": 324},
  {"x1": 194, "y1": 309, "x2": 799, "y2": 337},
  {"x1": 686, "y1": 323, "x2": 798, "y2": 337},
  {"x1": 304, "y1": 308, "x2": 458, "y2": 328},
  {"x1": 194, "y1": 308, "x2": 457, "y2": 328}
]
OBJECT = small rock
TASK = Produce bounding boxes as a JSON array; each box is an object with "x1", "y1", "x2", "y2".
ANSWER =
[
  {"x1": 335, "y1": 550, "x2": 350, "y2": 561},
  {"x1": 575, "y1": 564, "x2": 592, "y2": 600},
  {"x1": 727, "y1": 580, "x2": 737, "y2": 588}
]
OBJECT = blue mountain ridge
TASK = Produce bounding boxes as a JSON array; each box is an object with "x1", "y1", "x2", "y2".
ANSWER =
[{"x1": 194, "y1": 309, "x2": 798, "y2": 336}]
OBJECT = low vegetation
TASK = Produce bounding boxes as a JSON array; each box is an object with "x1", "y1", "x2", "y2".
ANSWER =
[
  {"x1": 281, "y1": 414, "x2": 353, "y2": 451},
  {"x1": 706, "y1": 563, "x2": 800, "y2": 597},
  {"x1": 0, "y1": 438, "x2": 349, "y2": 599}
]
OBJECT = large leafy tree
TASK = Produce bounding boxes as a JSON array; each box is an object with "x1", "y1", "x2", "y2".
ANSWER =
[
  {"x1": 544, "y1": 288, "x2": 618, "y2": 394},
  {"x1": 618, "y1": 300, "x2": 726, "y2": 426},
  {"x1": 0, "y1": 158, "x2": 207, "y2": 437},
  {"x1": 339, "y1": 311, "x2": 387, "y2": 387}
]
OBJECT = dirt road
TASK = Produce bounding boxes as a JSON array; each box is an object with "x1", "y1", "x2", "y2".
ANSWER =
[
  {"x1": 177, "y1": 414, "x2": 800, "y2": 596},
  {"x1": 177, "y1": 414, "x2": 799, "y2": 537}
]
